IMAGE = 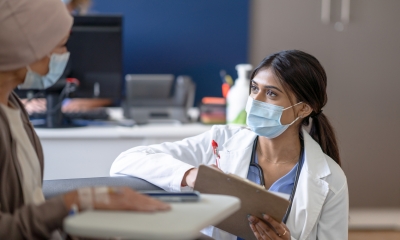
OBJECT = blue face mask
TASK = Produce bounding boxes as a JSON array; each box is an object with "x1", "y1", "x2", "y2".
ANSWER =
[
  {"x1": 245, "y1": 96, "x2": 303, "y2": 139},
  {"x1": 19, "y1": 52, "x2": 70, "y2": 90}
]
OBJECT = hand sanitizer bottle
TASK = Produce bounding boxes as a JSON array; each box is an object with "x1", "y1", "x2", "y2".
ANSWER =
[{"x1": 226, "y1": 64, "x2": 253, "y2": 125}]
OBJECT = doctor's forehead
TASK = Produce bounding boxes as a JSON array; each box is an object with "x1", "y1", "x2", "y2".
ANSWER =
[{"x1": 252, "y1": 68, "x2": 283, "y2": 88}]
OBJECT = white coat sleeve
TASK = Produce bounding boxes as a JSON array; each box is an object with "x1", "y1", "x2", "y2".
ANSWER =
[
  {"x1": 110, "y1": 125, "x2": 227, "y2": 192},
  {"x1": 317, "y1": 181, "x2": 349, "y2": 240}
]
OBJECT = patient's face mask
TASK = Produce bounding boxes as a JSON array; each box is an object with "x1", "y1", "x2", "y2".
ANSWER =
[
  {"x1": 19, "y1": 52, "x2": 70, "y2": 90},
  {"x1": 245, "y1": 96, "x2": 302, "y2": 139}
]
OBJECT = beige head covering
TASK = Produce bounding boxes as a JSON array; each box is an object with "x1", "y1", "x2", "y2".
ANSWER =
[{"x1": 0, "y1": 0, "x2": 73, "y2": 71}]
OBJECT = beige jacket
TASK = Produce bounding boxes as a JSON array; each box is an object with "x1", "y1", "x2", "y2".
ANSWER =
[{"x1": 0, "y1": 92, "x2": 68, "y2": 239}]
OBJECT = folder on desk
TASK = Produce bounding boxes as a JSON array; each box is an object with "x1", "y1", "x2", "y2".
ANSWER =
[{"x1": 194, "y1": 165, "x2": 290, "y2": 240}]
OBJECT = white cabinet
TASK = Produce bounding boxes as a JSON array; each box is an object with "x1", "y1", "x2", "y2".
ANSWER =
[{"x1": 37, "y1": 124, "x2": 211, "y2": 180}]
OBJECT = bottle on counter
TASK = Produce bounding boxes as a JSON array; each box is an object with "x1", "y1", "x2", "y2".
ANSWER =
[{"x1": 226, "y1": 63, "x2": 253, "y2": 125}]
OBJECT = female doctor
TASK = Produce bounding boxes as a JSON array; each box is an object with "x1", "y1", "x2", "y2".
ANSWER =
[{"x1": 110, "y1": 50, "x2": 349, "y2": 240}]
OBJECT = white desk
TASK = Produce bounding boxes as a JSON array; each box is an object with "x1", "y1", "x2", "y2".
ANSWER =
[
  {"x1": 36, "y1": 123, "x2": 211, "y2": 180},
  {"x1": 64, "y1": 194, "x2": 240, "y2": 240}
]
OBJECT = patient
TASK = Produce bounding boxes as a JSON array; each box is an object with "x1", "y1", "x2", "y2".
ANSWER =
[
  {"x1": 0, "y1": 0, "x2": 169, "y2": 239},
  {"x1": 22, "y1": 0, "x2": 113, "y2": 115}
]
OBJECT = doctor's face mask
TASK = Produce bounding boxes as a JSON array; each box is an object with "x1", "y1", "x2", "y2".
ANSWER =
[{"x1": 245, "y1": 96, "x2": 302, "y2": 139}]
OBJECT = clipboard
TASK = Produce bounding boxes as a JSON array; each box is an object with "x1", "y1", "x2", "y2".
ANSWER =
[{"x1": 193, "y1": 165, "x2": 290, "y2": 240}]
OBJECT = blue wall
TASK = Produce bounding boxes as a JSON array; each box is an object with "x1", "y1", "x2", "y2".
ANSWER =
[{"x1": 90, "y1": 0, "x2": 250, "y2": 104}]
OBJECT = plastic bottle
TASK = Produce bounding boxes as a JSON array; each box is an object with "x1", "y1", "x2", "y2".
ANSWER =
[{"x1": 226, "y1": 63, "x2": 253, "y2": 125}]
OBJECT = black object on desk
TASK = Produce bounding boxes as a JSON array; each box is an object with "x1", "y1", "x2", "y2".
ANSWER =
[
  {"x1": 140, "y1": 191, "x2": 201, "y2": 202},
  {"x1": 64, "y1": 108, "x2": 110, "y2": 121},
  {"x1": 29, "y1": 108, "x2": 110, "y2": 128},
  {"x1": 123, "y1": 74, "x2": 196, "y2": 124},
  {"x1": 29, "y1": 108, "x2": 109, "y2": 121},
  {"x1": 66, "y1": 15, "x2": 123, "y2": 101}
]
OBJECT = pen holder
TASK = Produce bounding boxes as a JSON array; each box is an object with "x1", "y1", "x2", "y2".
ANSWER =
[{"x1": 199, "y1": 97, "x2": 226, "y2": 125}]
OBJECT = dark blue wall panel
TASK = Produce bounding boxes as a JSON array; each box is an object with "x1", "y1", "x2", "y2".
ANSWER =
[{"x1": 91, "y1": 0, "x2": 249, "y2": 104}]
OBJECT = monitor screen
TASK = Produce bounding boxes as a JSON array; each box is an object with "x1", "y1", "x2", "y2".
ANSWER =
[{"x1": 66, "y1": 15, "x2": 123, "y2": 102}]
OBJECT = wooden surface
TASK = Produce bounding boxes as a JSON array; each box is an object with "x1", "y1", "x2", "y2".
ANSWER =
[
  {"x1": 349, "y1": 230, "x2": 400, "y2": 240},
  {"x1": 349, "y1": 208, "x2": 400, "y2": 230}
]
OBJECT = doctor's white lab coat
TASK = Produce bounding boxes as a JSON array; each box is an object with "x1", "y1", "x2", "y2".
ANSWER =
[{"x1": 110, "y1": 125, "x2": 348, "y2": 240}]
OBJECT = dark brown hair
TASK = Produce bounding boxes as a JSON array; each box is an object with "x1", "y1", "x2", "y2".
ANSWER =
[{"x1": 250, "y1": 50, "x2": 341, "y2": 166}]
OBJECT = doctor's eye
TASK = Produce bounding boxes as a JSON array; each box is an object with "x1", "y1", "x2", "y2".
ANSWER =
[
  {"x1": 266, "y1": 89, "x2": 277, "y2": 97},
  {"x1": 250, "y1": 85, "x2": 259, "y2": 93}
]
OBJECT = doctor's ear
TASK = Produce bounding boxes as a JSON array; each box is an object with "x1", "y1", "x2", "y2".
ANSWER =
[{"x1": 298, "y1": 103, "x2": 313, "y2": 118}]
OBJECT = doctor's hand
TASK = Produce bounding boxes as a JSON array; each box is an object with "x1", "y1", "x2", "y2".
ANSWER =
[
  {"x1": 181, "y1": 165, "x2": 223, "y2": 188},
  {"x1": 248, "y1": 214, "x2": 291, "y2": 240},
  {"x1": 181, "y1": 168, "x2": 198, "y2": 188},
  {"x1": 63, "y1": 187, "x2": 171, "y2": 212}
]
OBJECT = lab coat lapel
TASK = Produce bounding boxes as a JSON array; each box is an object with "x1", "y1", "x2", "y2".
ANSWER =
[
  {"x1": 219, "y1": 128, "x2": 257, "y2": 178},
  {"x1": 290, "y1": 129, "x2": 331, "y2": 240}
]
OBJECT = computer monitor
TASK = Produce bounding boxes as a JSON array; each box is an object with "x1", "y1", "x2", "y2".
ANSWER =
[{"x1": 66, "y1": 15, "x2": 123, "y2": 101}]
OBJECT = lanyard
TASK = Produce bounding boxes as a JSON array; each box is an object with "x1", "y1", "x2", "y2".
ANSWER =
[{"x1": 249, "y1": 136, "x2": 304, "y2": 224}]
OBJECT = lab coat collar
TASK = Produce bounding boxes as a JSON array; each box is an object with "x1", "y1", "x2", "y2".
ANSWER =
[
  {"x1": 301, "y1": 128, "x2": 331, "y2": 179},
  {"x1": 221, "y1": 127, "x2": 257, "y2": 152},
  {"x1": 221, "y1": 127, "x2": 331, "y2": 180},
  {"x1": 218, "y1": 127, "x2": 256, "y2": 177},
  {"x1": 292, "y1": 129, "x2": 331, "y2": 240},
  {"x1": 220, "y1": 126, "x2": 331, "y2": 180}
]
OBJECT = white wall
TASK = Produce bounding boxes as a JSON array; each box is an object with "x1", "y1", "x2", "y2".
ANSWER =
[{"x1": 249, "y1": 0, "x2": 400, "y2": 208}]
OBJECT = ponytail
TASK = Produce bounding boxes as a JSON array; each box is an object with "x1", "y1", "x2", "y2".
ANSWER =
[{"x1": 307, "y1": 113, "x2": 341, "y2": 166}]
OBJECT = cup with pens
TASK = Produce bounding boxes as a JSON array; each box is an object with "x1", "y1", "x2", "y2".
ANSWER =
[
  {"x1": 199, "y1": 70, "x2": 233, "y2": 125},
  {"x1": 220, "y1": 70, "x2": 233, "y2": 98}
]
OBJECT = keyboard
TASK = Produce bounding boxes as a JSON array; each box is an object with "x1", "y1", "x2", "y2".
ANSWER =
[
  {"x1": 29, "y1": 108, "x2": 109, "y2": 121},
  {"x1": 64, "y1": 108, "x2": 109, "y2": 120}
]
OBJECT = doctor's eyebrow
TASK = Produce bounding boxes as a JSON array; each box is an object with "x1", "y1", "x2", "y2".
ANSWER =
[{"x1": 251, "y1": 80, "x2": 283, "y2": 93}]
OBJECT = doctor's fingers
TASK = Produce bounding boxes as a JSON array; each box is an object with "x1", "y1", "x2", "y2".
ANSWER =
[
  {"x1": 250, "y1": 223, "x2": 272, "y2": 240},
  {"x1": 183, "y1": 168, "x2": 198, "y2": 188},
  {"x1": 262, "y1": 214, "x2": 291, "y2": 240},
  {"x1": 248, "y1": 215, "x2": 275, "y2": 240},
  {"x1": 249, "y1": 215, "x2": 288, "y2": 240}
]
